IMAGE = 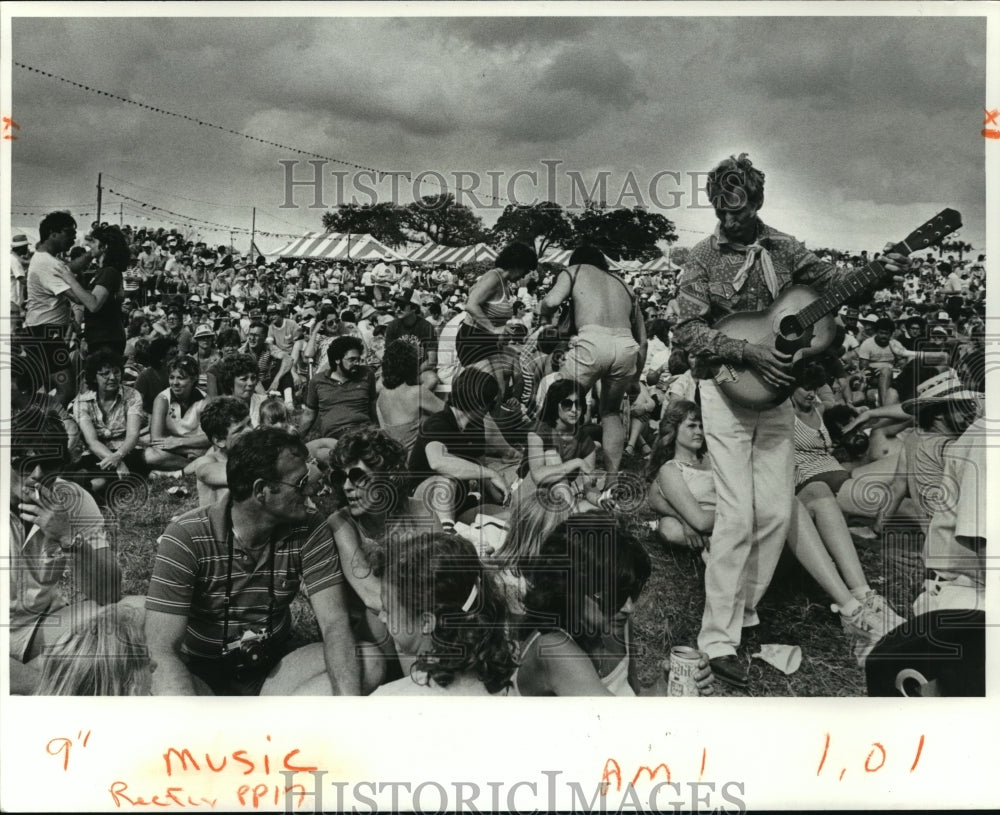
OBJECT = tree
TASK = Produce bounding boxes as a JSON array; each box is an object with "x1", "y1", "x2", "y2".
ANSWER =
[
  {"x1": 668, "y1": 246, "x2": 691, "y2": 268},
  {"x1": 491, "y1": 202, "x2": 574, "y2": 257},
  {"x1": 570, "y1": 201, "x2": 677, "y2": 262},
  {"x1": 404, "y1": 194, "x2": 489, "y2": 247},
  {"x1": 321, "y1": 203, "x2": 409, "y2": 247}
]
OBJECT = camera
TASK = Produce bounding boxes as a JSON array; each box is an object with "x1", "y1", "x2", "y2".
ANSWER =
[{"x1": 222, "y1": 629, "x2": 270, "y2": 672}]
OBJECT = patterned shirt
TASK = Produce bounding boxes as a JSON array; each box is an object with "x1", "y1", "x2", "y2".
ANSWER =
[
  {"x1": 72, "y1": 385, "x2": 145, "y2": 450},
  {"x1": 673, "y1": 221, "x2": 842, "y2": 366},
  {"x1": 145, "y1": 497, "x2": 344, "y2": 660}
]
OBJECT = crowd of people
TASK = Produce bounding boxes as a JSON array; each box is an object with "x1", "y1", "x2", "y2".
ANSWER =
[{"x1": 8, "y1": 157, "x2": 987, "y2": 697}]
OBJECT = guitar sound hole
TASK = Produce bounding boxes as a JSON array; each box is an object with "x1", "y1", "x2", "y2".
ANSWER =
[{"x1": 778, "y1": 315, "x2": 803, "y2": 339}]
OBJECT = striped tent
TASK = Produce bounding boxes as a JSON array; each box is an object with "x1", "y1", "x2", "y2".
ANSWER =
[
  {"x1": 640, "y1": 256, "x2": 681, "y2": 273},
  {"x1": 406, "y1": 242, "x2": 498, "y2": 265},
  {"x1": 405, "y1": 242, "x2": 448, "y2": 263},
  {"x1": 433, "y1": 243, "x2": 498, "y2": 265},
  {"x1": 266, "y1": 231, "x2": 403, "y2": 261},
  {"x1": 540, "y1": 248, "x2": 619, "y2": 269}
]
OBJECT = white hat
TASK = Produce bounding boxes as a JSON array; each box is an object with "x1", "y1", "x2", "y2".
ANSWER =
[
  {"x1": 11, "y1": 233, "x2": 30, "y2": 249},
  {"x1": 193, "y1": 323, "x2": 215, "y2": 339},
  {"x1": 902, "y1": 369, "x2": 982, "y2": 414},
  {"x1": 859, "y1": 313, "x2": 879, "y2": 324},
  {"x1": 937, "y1": 311, "x2": 951, "y2": 322}
]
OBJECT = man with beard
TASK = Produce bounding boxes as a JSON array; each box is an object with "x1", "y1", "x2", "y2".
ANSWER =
[
  {"x1": 856, "y1": 317, "x2": 947, "y2": 407},
  {"x1": 672, "y1": 153, "x2": 911, "y2": 689},
  {"x1": 385, "y1": 289, "x2": 439, "y2": 389},
  {"x1": 299, "y1": 336, "x2": 376, "y2": 440},
  {"x1": 145, "y1": 427, "x2": 365, "y2": 695}
]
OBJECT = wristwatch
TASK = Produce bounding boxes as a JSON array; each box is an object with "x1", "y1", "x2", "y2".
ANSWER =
[{"x1": 60, "y1": 533, "x2": 85, "y2": 553}]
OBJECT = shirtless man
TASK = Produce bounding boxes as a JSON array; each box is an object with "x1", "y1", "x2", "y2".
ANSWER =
[{"x1": 537, "y1": 245, "x2": 647, "y2": 474}]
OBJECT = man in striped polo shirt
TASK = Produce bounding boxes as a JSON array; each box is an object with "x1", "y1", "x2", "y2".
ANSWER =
[{"x1": 145, "y1": 427, "x2": 365, "y2": 695}]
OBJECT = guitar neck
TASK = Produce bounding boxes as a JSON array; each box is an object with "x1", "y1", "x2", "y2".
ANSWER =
[{"x1": 796, "y1": 260, "x2": 890, "y2": 328}]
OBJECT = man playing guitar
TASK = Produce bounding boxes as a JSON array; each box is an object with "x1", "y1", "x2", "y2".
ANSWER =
[{"x1": 673, "y1": 153, "x2": 912, "y2": 689}]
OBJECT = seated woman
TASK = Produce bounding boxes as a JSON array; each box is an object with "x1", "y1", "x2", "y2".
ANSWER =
[
  {"x1": 73, "y1": 348, "x2": 148, "y2": 492},
  {"x1": 515, "y1": 512, "x2": 712, "y2": 696},
  {"x1": 123, "y1": 313, "x2": 158, "y2": 365},
  {"x1": 35, "y1": 605, "x2": 151, "y2": 696},
  {"x1": 325, "y1": 427, "x2": 438, "y2": 614},
  {"x1": 409, "y1": 367, "x2": 514, "y2": 527},
  {"x1": 146, "y1": 354, "x2": 210, "y2": 471},
  {"x1": 215, "y1": 352, "x2": 267, "y2": 427},
  {"x1": 376, "y1": 339, "x2": 446, "y2": 456},
  {"x1": 791, "y1": 363, "x2": 901, "y2": 522},
  {"x1": 370, "y1": 532, "x2": 518, "y2": 696},
  {"x1": 648, "y1": 401, "x2": 903, "y2": 667},
  {"x1": 512, "y1": 378, "x2": 602, "y2": 515},
  {"x1": 646, "y1": 400, "x2": 715, "y2": 551}
]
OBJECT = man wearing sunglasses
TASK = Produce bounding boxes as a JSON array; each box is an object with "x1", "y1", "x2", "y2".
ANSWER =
[{"x1": 145, "y1": 427, "x2": 364, "y2": 696}]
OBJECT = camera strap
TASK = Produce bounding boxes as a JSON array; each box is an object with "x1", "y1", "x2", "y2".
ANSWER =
[{"x1": 220, "y1": 502, "x2": 277, "y2": 655}]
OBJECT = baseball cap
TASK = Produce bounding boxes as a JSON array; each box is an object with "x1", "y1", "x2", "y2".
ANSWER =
[
  {"x1": 193, "y1": 324, "x2": 215, "y2": 339},
  {"x1": 859, "y1": 313, "x2": 879, "y2": 325}
]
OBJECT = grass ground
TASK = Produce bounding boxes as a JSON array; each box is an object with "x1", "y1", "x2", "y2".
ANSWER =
[{"x1": 106, "y1": 458, "x2": 926, "y2": 697}]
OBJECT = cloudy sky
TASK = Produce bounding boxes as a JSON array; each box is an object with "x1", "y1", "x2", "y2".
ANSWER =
[{"x1": 8, "y1": 10, "x2": 989, "y2": 256}]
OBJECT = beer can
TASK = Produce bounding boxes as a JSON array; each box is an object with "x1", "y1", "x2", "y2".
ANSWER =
[{"x1": 665, "y1": 645, "x2": 702, "y2": 697}]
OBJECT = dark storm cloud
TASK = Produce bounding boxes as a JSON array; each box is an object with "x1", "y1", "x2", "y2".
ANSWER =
[
  {"x1": 537, "y1": 46, "x2": 646, "y2": 109},
  {"x1": 445, "y1": 17, "x2": 596, "y2": 47}
]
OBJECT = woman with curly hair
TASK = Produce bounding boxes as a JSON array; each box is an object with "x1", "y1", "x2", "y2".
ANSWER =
[
  {"x1": 216, "y1": 352, "x2": 267, "y2": 427},
  {"x1": 515, "y1": 512, "x2": 712, "y2": 696},
  {"x1": 376, "y1": 339, "x2": 445, "y2": 456},
  {"x1": 370, "y1": 532, "x2": 517, "y2": 696},
  {"x1": 325, "y1": 427, "x2": 438, "y2": 613}
]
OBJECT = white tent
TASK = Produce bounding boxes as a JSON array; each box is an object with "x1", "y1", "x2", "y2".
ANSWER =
[
  {"x1": 406, "y1": 242, "x2": 498, "y2": 265},
  {"x1": 265, "y1": 231, "x2": 403, "y2": 261},
  {"x1": 640, "y1": 256, "x2": 681, "y2": 273},
  {"x1": 540, "y1": 248, "x2": 619, "y2": 269}
]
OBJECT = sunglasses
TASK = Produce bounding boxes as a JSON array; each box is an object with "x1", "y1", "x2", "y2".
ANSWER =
[
  {"x1": 329, "y1": 467, "x2": 373, "y2": 488},
  {"x1": 270, "y1": 471, "x2": 321, "y2": 497},
  {"x1": 559, "y1": 398, "x2": 582, "y2": 410}
]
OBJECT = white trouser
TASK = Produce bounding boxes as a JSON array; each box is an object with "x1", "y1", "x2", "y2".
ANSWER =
[{"x1": 697, "y1": 379, "x2": 795, "y2": 659}]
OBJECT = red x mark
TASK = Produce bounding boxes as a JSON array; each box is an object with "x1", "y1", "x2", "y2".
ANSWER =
[
  {"x1": 985, "y1": 109, "x2": 1000, "y2": 126},
  {"x1": 2, "y1": 116, "x2": 18, "y2": 140}
]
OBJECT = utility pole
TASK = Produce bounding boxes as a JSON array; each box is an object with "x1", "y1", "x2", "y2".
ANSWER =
[
  {"x1": 119, "y1": 202, "x2": 123, "y2": 226},
  {"x1": 250, "y1": 207, "x2": 256, "y2": 259},
  {"x1": 96, "y1": 172, "x2": 103, "y2": 224}
]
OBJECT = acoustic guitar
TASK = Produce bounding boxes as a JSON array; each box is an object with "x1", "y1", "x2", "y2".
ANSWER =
[{"x1": 710, "y1": 208, "x2": 963, "y2": 410}]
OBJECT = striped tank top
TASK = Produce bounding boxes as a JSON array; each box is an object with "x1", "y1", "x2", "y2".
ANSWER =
[{"x1": 792, "y1": 409, "x2": 839, "y2": 487}]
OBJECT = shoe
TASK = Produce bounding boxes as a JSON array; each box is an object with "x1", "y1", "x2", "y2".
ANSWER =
[
  {"x1": 848, "y1": 525, "x2": 878, "y2": 540},
  {"x1": 709, "y1": 655, "x2": 748, "y2": 689},
  {"x1": 837, "y1": 603, "x2": 891, "y2": 643},
  {"x1": 860, "y1": 590, "x2": 906, "y2": 633}
]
